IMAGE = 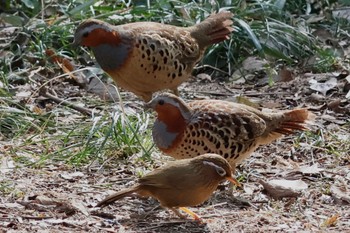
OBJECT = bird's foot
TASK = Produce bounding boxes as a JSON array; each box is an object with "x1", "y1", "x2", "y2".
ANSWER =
[{"x1": 174, "y1": 207, "x2": 204, "y2": 224}]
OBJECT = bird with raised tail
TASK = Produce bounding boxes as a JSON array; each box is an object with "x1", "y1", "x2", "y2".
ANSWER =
[
  {"x1": 96, "y1": 153, "x2": 239, "y2": 222},
  {"x1": 73, "y1": 11, "x2": 233, "y2": 101},
  {"x1": 145, "y1": 93, "x2": 315, "y2": 167}
]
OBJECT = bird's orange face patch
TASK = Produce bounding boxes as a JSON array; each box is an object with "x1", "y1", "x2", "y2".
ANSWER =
[
  {"x1": 155, "y1": 103, "x2": 186, "y2": 133},
  {"x1": 81, "y1": 28, "x2": 121, "y2": 47}
]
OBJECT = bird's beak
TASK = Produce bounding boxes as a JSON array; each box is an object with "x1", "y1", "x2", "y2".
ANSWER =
[
  {"x1": 71, "y1": 36, "x2": 81, "y2": 47},
  {"x1": 71, "y1": 39, "x2": 79, "y2": 48},
  {"x1": 226, "y1": 176, "x2": 241, "y2": 187},
  {"x1": 143, "y1": 103, "x2": 150, "y2": 110},
  {"x1": 143, "y1": 101, "x2": 153, "y2": 110}
]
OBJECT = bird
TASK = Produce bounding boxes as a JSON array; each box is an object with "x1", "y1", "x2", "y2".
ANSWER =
[
  {"x1": 73, "y1": 11, "x2": 233, "y2": 101},
  {"x1": 96, "y1": 153, "x2": 239, "y2": 222},
  {"x1": 145, "y1": 93, "x2": 314, "y2": 167}
]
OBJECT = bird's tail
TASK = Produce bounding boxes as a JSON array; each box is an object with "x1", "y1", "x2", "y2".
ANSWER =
[
  {"x1": 274, "y1": 109, "x2": 315, "y2": 135},
  {"x1": 96, "y1": 186, "x2": 140, "y2": 208},
  {"x1": 191, "y1": 11, "x2": 234, "y2": 46},
  {"x1": 260, "y1": 109, "x2": 315, "y2": 145}
]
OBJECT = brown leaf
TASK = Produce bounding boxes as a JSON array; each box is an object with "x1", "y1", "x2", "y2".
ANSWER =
[
  {"x1": 327, "y1": 99, "x2": 347, "y2": 113},
  {"x1": 45, "y1": 49, "x2": 87, "y2": 88},
  {"x1": 278, "y1": 68, "x2": 293, "y2": 82},
  {"x1": 46, "y1": 49, "x2": 74, "y2": 72},
  {"x1": 321, "y1": 214, "x2": 340, "y2": 227},
  {"x1": 259, "y1": 179, "x2": 307, "y2": 199}
]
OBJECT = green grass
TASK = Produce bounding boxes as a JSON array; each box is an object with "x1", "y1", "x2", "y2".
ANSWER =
[
  {"x1": 3, "y1": 106, "x2": 153, "y2": 167},
  {"x1": 293, "y1": 124, "x2": 350, "y2": 165}
]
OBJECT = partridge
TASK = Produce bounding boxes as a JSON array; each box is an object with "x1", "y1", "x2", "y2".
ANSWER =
[
  {"x1": 96, "y1": 154, "x2": 238, "y2": 222},
  {"x1": 73, "y1": 11, "x2": 233, "y2": 101},
  {"x1": 145, "y1": 93, "x2": 314, "y2": 166}
]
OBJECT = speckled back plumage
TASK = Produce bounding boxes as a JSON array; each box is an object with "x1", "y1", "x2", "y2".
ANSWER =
[
  {"x1": 147, "y1": 93, "x2": 314, "y2": 166},
  {"x1": 74, "y1": 12, "x2": 233, "y2": 101}
]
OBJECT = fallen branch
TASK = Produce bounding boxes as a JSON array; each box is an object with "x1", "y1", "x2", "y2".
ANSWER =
[
  {"x1": 21, "y1": 215, "x2": 53, "y2": 220},
  {"x1": 40, "y1": 87, "x2": 93, "y2": 116}
]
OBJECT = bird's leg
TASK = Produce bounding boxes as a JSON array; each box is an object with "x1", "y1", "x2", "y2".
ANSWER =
[
  {"x1": 171, "y1": 207, "x2": 203, "y2": 223},
  {"x1": 169, "y1": 207, "x2": 187, "y2": 219},
  {"x1": 179, "y1": 207, "x2": 202, "y2": 222},
  {"x1": 226, "y1": 164, "x2": 241, "y2": 197}
]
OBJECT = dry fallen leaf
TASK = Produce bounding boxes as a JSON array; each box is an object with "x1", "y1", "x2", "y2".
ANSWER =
[
  {"x1": 321, "y1": 214, "x2": 340, "y2": 227},
  {"x1": 330, "y1": 185, "x2": 350, "y2": 204},
  {"x1": 299, "y1": 164, "x2": 323, "y2": 175},
  {"x1": 309, "y1": 77, "x2": 337, "y2": 95},
  {"x1": 278, "y1": 68, "x2": 293, "y2": 82},
  {"x1": 87, "y1": 76, "x2": 119, "y2": 101},
  {"x1": 0, "y1": 156, "x2": 15, "y2": 174},
  {"x1": 70, "y1": 199, "x2": 89, "y2": 216},
  {"x1": 196, "y1": 73, "x2": 212, "y2": 82},
  {"x1": 259, "y1": 179, "x2": 308, "y2": 199},
  {"x1": 59, "y1": 172, "x2": 85, "y2": 181},
  {"x1": 45, "y1": 49, "x2": 87, "y2": 87}
]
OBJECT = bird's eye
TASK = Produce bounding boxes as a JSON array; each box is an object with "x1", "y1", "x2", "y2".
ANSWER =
[
  {"x1": 158, "y1": 99, "x2": 165, "y2": 105},
  {"x1": 203, "y1": 161, "x2": 226, "y2": 177},
  {"x1": 83, "y1": 32, "x2": 89, "y2": 37},
  {"x1": 215, "y1": 167, "x2": 226, "y2": 177}
]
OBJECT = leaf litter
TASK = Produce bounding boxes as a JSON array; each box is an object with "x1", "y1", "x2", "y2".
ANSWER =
[
  {"x1": 1, "y1": 65, "x2": 349, "y2": 232},
  {"x1": 1, "y1": 9, "x2": 350, "y2": 233}
]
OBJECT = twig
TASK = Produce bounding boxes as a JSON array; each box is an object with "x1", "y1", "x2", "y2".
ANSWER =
[
  {"x1": 194, "y1": 90, "x2": 289, "y2": 97},
  {"x1": 223, "y1": 84, "x2": 239, "y2": 95},
  {"x1": 139, "y1": 219, "x2": 199, "y2": 230},
  {"x1": 21, "y1": 215, "x2": 53, "y2": 220},
  {"x1": 194, "y1": 64, "x2": 229, "y2": 76},
  {"x1": 40, "y1": 87, "x2": 93, "y2": 116}
]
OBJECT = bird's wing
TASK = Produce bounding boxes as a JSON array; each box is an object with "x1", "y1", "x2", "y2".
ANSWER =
[
  {"x1": 120, "y1": 22, "x2": 201, "y2": 64},
  {"x1": 188, "y1": 100, "x2": 267, "y2": 142},
  {"x1": 139, "y1": 161, "x2": 201, "y2": 190}
]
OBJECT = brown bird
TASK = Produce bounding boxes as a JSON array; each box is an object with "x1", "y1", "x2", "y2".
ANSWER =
[
  {"x1": 96, "y1": 153, "x2": 238, "y2": 222},
  {"x1": 73, "y1": 11, "x2": 233, "y2": 101},
  {"x1": 145, "y1": 93, "x2": 314, "y2": 167}
]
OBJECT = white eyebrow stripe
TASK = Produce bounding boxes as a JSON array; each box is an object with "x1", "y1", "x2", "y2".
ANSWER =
[
  {"x1": 83, "y1": 23, "x2": 112, "y2": 33},
  {"x1": 203, "y1": 161, "x2": 226, "y2": 176}
]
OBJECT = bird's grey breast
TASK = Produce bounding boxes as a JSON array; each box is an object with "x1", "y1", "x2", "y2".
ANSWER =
[
  {"x1": 153, "y1": 120, "x2": 178, "y2": 149},
  {"x1": 92, "y1": 43, "x2": 131, "y2": 71}
]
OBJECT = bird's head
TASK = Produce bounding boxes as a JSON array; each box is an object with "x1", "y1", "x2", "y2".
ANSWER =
[
  {"x1": 144, "y1": 93, "x2": 192, "y2": 131},
  {"x1": 196, "y1": 154, "x2": 240, "y2": 187},
  {"x1": 144, "y1": 93, "x2": 190, "y2": 115},
  {"x1": 73, "y1": 19, "x2": 121, "y2": 47}
]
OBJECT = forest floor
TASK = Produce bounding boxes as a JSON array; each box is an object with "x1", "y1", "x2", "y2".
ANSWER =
[{"x1": 1, "y1": 67, "x2": 349, "y2": 232}]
